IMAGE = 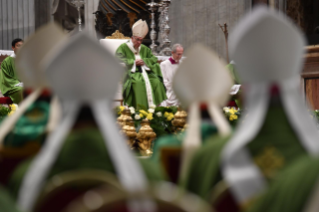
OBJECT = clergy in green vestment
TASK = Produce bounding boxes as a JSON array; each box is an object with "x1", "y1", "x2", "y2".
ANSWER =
[
  {"x1": 246, "y1": 155, "x2": 319, "y2": 212},
  {"x1": 0, "y1": 38, "x2": 24, "y2": 104},
  {"x1": 116, "y1": 20, "x2": 167, "y2": 109}
]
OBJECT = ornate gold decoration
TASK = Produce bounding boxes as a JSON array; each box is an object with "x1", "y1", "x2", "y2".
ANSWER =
[
  {"x1": 127, "y1": 12, "x2": 137, "y2": 28},
  {"x1": 122, "y1": 119, "x2": 137, "y2": 149},
  {"x1": 106, "y1": 30, "x2": 130, "y2": 39},
  {"x1": 254, "y1": 146, "x2": 285, "y2": 179},
  {"x1": 136, "y1": 119, "x2": 156, "y2": 156},
  {"x1": 106, "y1": 13, "x2": 114, "y2": 26},
  {"x1": 172, "y1": 108, "x2": 187, "y2": 132},
  {"x1": 117, "y1": 108, "x2": 131, "y2": 128}
]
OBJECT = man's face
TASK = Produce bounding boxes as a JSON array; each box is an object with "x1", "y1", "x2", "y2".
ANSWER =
[
  {"x1": 12, "y1": 41, "x2": 23, "y2": 54},
  {"x1": 132, "y1": 36, "x2": 143, "y2": 49},
  {"x1": 172, "y1": 47, "x2": 184, "y2": 61}
]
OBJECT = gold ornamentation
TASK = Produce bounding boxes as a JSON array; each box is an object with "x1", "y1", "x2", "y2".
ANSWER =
[
  {"x1": 117, "y1": 108, "x2": 131, "y2": 128},
  {"x1": 119, "y1": 109, "x2": 137, "y2": 149},
  {"x1": 127, "y1": 13, "x2": 137, "y2": 28},
  {"x1": 122, "y1": 119, "x2": 137, "y2": 149},
  {"x1": 106, "y1": 30, "x2": 130, "y2": 39},
  {"x1": 136, "y1": 119, "x2": 156, "y2": 156},
  {"x1": 254, "y1": 146, "x2": 285, "y2": 179},
  {"x1": 172, "y1": 108, "x2": 187, "y2": 132}
]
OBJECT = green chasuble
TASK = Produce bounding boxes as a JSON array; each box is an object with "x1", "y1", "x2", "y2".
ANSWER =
[
  {"x1": 151, "y1": 123, "x2": 218, "y2": 163},
  {"x1": 3, "y1": 101, "x2": 50, "y2": 147},
  {"x1": 8, "y1": 127, "x2": 166, "y2": 199},
  {"x1": 116, "y1": 42, "x2": 167, "y2": 109},
  {"x1": 0, "y1": 185, "x2": 21, "y2": 212},
  {"x1": 0, "y1": 56, "x2": 23, "y2": 104},
  {"x1": 246, "y1": 155, "x2": 319, "y2": 212},
  {"x1": 183, "y1": 97, "x2": 307, "y2": 202}
]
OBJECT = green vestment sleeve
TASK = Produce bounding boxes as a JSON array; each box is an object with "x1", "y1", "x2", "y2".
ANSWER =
[
  {"x1": 247, "y1": 156, "x2": 319, "y2": 212},
  {"x1": 0, "y1": 57, "x2": 22, "y2": 96}
]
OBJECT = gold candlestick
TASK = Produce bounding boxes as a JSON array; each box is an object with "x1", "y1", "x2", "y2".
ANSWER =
[
  {"x1": 136, "y1": 119, "x2": 156, "y2": 156},
  {"x1": 172, "y1": 108, "x2": 188, "y2": 132},
  {"x1": 117, "y1": 108, "x2": 131, "y2": 128},
  {"x1": 122, "y1": 119, "x2": 137, "y2": 149}
]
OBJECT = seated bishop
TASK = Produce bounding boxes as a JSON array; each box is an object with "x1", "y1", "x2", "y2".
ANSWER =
[{"x1": 116, "y1": 20, "x2": 167, "y2": 109}]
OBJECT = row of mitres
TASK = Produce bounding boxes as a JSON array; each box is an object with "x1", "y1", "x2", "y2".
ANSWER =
[{"x1": 1, "y1": 5, "x2": 319, "y2": 212}]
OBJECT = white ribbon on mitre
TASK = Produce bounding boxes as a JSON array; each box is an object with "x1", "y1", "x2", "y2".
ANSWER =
[
  {"x1": 0, "y1": 23, "x2": 66, "y2": 147},
  {"x1": 222, "y1": 6, "x2": 319, "y2": 205},
  {"x1": 18, "y1": 32, "x2": 152, "y2": 212},
  {"x1": 172, "y1": 44, "x2": 232, "y2": 184},
  {"x1": 132, "y1": 19, "x2": 149, "y2": 38}
]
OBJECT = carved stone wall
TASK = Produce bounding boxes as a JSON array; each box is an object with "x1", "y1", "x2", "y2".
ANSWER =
[
  {"x1": 0, "y1": 0, "x2": 35, "y2": 50},
  {"x1": 169, "y1": 0, "x2": 251, "y2": 60}
]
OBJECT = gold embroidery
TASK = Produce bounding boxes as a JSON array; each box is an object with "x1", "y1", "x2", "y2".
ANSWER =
[
  {"x1": 106, "y1": 30, "x2": 130, "y2": 39},
  {"x1": 254, "y1": 146, "x2": 285, "y2": 179}
]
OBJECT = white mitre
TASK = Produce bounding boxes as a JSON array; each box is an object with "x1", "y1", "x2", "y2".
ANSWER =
[
  {"x1": 222, "y1": 6, "x2": 319, "y2": 205},
  {"x1": 172, "y1": 43, "x2": 233, "y2": 184},
  {"x1": 132, "y1": 19, "x2": 149, "y2": 38}
]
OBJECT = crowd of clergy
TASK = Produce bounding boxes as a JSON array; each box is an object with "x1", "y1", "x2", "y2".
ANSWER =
[{"x1": 1, "y1": 5, "x2": 319, "y2": 212}]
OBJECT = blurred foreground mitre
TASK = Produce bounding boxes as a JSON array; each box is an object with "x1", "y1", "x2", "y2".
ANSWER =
[{"x1": 132, "y1": 20, "x2": 149, "y2": 38}]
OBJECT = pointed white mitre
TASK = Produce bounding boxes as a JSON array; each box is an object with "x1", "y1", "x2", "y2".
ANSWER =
[
  {"x1": 0, "y1": 23, "x2": 66, "y2": 146},
  {"x1": 222, "y1": 6, "x2": 319, "y2": 205},
  {"x1": 173, "y1": 44, "x2": 232, "y2": 183},
  {"x1": 16, "y1": 23, "x2": 67, "y2": 88},
  {"x1": 132, "y1": 19, "x2": 149, "y2": 38},
  {"x1": 41, "y1": 33, "x2": 123, "y2": 101},
  {"x1": 173, "y1": 44, "x2": 232, "y2": 108},
  {"x1": 229, "y1": 6, "x2": 305, "y2": 82},
  {"x1": 18, "y1": 33, "x2": 149, "y2": 211}
]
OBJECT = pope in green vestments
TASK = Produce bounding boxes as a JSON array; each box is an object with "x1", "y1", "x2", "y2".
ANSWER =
[
  {"x1": 0, "y1": 39, "x2": 24, "y2": 104},
  {"x1": 116, "y1": 20, "x2": 167, "y2": 109}
]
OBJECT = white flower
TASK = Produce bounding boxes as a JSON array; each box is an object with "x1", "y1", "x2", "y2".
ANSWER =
[
  {"x1": 134, "y1": 114, "x2": 141, "y2": 120},
  {"x1": 11, "y1": 104, "x2": 18, "y2": 111},
  {"x1": 129, "y1": 106, "x2": 135, "y2": 114},
  {"x1": 148, "y1": 108, "x2": 155, "y2": 114},
  {"x1": 223, "y1": 107, "x2": 230, "y2": 112},
  {"x1": 156, "y1": 112, "x2": 162, "y2": 117},
  {"x1": 149, "y1": 104, "x2": 156, "y2": 109}
]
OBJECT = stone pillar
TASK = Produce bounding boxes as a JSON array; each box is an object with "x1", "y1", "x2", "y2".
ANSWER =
[
  {"x1": 0, "y1": 0, "x2": 35, "y2": 50},
  {"x1": 35, "y1": 0, "x2": 53, "y2": 30},
  {"x1": 169, "y1": 0, "x2": 250, "y2": 61},
  {"x1": 84, "y1": 0, "x2": 100, "y2": 38}
]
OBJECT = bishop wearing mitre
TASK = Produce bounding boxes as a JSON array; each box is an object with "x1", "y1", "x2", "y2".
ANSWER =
[{"x1": 116, "y1": 20, "x2": 167, "y2": 109}]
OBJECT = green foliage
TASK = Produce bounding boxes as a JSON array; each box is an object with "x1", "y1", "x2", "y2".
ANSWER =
[
  {"x1": 0, "y1": 105, "x2": 11, "y2": 117},
  {"x1": 0, "y1": 105, "x2": 11, "y2": 123}
]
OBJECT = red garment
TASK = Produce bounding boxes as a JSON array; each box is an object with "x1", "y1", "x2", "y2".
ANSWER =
[{"x1": 169, "y1": 57, "x2": 179, "y2": 64}]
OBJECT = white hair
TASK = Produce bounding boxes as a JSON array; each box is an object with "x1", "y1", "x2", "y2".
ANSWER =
[{"x1": 172, "y1": 44, "x2": 183, "y2": 53}]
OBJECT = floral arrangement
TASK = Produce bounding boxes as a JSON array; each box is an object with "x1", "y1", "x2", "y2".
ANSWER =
[
  {"x1": 0, "y1": 105, "x2": 11, "y2": 117},
  {"x1": 0, "y1": 104, "x2": 15, "y2": 123},
  {"x1": 8, "y1": 104, "x2": 18, "y2": 116},
  {"x1": 223, "y1": 107, "x2": 241, "y2": 126},
  {"x1": 116, "y1": 105, "x2": 178, "y2": 137}
]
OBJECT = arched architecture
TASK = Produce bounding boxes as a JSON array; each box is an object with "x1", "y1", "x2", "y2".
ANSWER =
[{"x1": 95, "y1": 0, "x2": 154, "y2": 41}]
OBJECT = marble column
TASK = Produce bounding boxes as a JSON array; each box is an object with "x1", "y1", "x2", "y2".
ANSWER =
[
  {"x1": 0, "y1": 0, "x2": 35, "y2": 50},
  {"x1": 169, "y1": 0, "x2": 250, "y2": 61},
  {"x1": 84, "y1": 0, "x2": 100, "y2": 38}
]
